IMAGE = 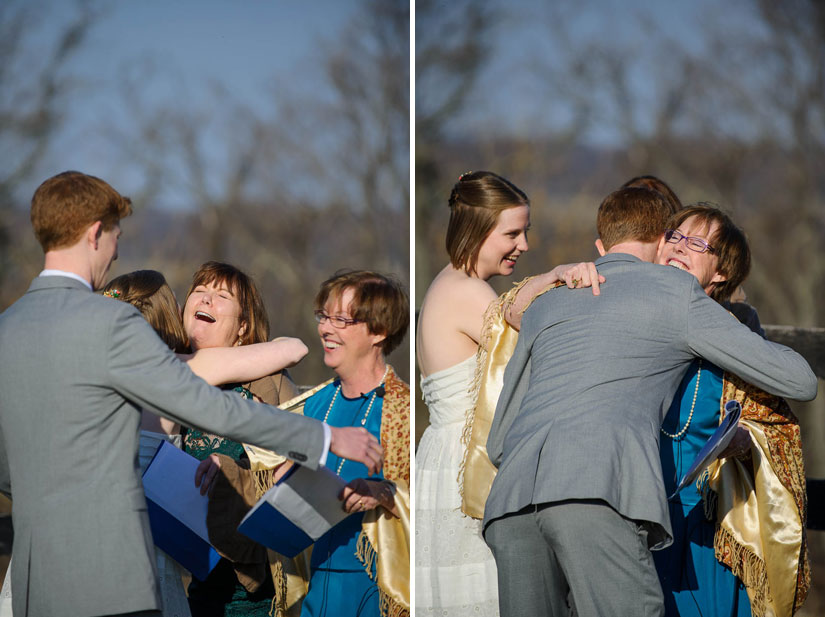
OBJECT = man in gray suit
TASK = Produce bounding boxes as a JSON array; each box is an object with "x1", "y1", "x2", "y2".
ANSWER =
[
  {"x1": 483, "y1": 187, "x2": 817, "y2": 617},
  {"x1": 0, "y1": 171, "x2": 383, "y2": 617}
]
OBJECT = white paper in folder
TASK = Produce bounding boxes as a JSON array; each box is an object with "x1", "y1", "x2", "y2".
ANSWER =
[{"x1": 238, "y1": 464, "x2": 350, "y2": 557}]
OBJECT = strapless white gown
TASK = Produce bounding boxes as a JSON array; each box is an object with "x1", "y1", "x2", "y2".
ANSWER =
[
  {"x1": 414, "y1": 355, "x2": 499, "y2": 616},
  {"x1": 0, "y1": 431, "x2": 191, "y2": 617}
]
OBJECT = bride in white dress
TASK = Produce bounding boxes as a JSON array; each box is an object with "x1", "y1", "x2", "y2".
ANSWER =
[
  {"x1": 415, "y1": 171, "x2": 531, "y2": 616},
  {"x1": 415, "y1": 173, "x2": 603, "y2": 617}
]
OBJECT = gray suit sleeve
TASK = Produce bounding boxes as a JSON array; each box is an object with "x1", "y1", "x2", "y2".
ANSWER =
[
  {"x1": 105, "y1": 307, "x2": 325, "y2": 468},
  {"x1": 686, "y1": 282, "x2": 817, "y2": 401},
  {"x1": 728, "y1": 301, "x2": 765, "y2": 337},
  {"x1": 0, "y1": 417, "x2": 9, "y2": 498}
]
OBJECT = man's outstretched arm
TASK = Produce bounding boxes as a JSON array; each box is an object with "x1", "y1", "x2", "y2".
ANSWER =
[
  {"x1": 106, "y1": 306, "x2": 382, "y2": 471},
  {"x1": 687, "y1": 285, "x2": 817, "y2": 401}
]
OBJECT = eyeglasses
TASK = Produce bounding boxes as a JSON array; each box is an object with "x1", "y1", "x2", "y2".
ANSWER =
[
  {"x1": 314, "y1": 310, "x2": 362, "y2": 329},
  {"x1": 664, "y1": 229, "x2": 715, "y2": 254}
]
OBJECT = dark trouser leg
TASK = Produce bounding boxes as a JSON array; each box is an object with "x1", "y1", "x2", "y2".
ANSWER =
[
  {"x1": 485, "y1": 507, "x2": 570, "y2": 617},
  {"x1": 535, "y1": 500, "x2": 664, "y2": 617}
]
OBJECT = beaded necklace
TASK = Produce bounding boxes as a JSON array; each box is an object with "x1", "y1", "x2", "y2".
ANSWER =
[
  {"x1": 661, "y1": 360, "x2": 702, "y2": 441},
  {"x1": 323, "y1": 365, "x2": 389, "y2": 474}
]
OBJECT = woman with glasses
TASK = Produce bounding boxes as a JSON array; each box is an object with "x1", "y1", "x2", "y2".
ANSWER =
[
  {"x1": 654, "y1": 205, "x2": 808, "y2": 616},
  {"x1": 216, "y1": 270, "x2": 410, "y2": 617},
  {"x1": 300, "y1": 270, "x2": 409, "y2": 617}
]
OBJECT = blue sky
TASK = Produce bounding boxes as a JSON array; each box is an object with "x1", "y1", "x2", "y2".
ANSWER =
[
  {"x1": 425, "y1": 0, "x2": 757, "y2": 144},
  {"x1": 11, "y1": 0, "x2": 361, "y2": 206}
]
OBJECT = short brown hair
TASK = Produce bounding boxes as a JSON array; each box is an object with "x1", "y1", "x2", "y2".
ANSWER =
[
  {"x1": 185, "y1": 262, "x2": 270, "y2": 346},
  {"x1": 597, "y1": 187, "x2": 672, "y2": 250},
  {"x1": 667, "y1": 204, "x2": 750, "y2": 303},
  {"x1": 446, "y1": 171, "x2": 529, "y2": 274},
  {"x1": 31, "y1": 171, "x2": 132, "y2": 251},
  {"x1": 315, "y1": 270, "x2": 409, "y2": 356},
  {"x1": 621, "y1": 175, "x2": 683, "y2": 215},
  {"x1": 101, "y1": 270, "x2": 188, "y2": 353}
]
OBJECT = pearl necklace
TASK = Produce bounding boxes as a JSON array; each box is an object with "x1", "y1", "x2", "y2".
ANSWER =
[
  {"x1": 323, "y1": 365, "x2": 389, "y2": 474},
  {"x1": 661, "y1": 360, "x2": 702, "y2": 440}
]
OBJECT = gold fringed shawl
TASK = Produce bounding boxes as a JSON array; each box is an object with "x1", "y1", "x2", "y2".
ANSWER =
[
  {"x1": 357, "y1": 479, "x2": 410, "y2": 617},
  {"x1": 244, "y1": 366, "x2": 411, "y2": 617},
  {"x1": 356, "y1": 368, "x2": 411, "y2": 617},
  {"x1": 458, "y1": 277, "x2": 562, "y2": 519},
  {"x1": 707, "y1": 373, "x2": 809, "y2": 617},
  {"x1": 245, "y1": 379, "x2": 335, "y2": 497}
]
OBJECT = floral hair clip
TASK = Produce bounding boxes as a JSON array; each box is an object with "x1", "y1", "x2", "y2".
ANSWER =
[
  {"x1": 103, "y1": 289, "x2": 122, "y2": 298},
  {"x1": 458, "y1": 171, "x2": 473, "y2": 181}
]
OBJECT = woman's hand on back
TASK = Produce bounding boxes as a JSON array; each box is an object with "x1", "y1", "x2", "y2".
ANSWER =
[{"x1": 505, "y1": 262, "x2": 604, "y2": 330}]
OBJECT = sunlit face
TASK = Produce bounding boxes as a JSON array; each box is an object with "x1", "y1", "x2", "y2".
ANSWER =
[
  {"x1": 317, "y1": 287, "x2": 384, "y2": 377},
  {"x1": 91, "y1": 223, "x2": 121, "y2": 290},
  {"x1": 657, "y1": 215, "x2": 726, "y2": 295},
  {"x1": 183, "y1": 280, "x2": 246, "y2": 350},
  {"x1": 474, "y1": 205, "x2": 530, "y2": 280}
]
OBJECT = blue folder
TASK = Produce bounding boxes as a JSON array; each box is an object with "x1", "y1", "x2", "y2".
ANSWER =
[
  {"x1": 238, "y1": 463, "x2": 349, "y2": 558},
  {"x1": 142, "y1": 440, "x2": 221, "y2": 581},
  {"x1": 669, "y1": 400, "x2": 743, "y2": 499}
]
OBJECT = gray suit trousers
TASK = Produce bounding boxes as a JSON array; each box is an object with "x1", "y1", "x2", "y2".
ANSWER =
[{"x1": 485, "y1": 500, "x2": 664, "y2": 617}]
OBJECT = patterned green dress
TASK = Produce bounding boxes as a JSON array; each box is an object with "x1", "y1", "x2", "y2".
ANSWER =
[{"x1": 184, "y1": 386, "x2": 275, "y2": 617}]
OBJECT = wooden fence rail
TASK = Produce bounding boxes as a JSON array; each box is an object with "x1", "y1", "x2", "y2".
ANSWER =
[{"x1": 765, "y1": 326, "x2": 825, "y2": 530}]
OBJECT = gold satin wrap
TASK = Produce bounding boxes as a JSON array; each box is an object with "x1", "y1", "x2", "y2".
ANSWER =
[
  {"x1": 458, "y1": 277, "x2": 561, "y2": 519},
  {"x1": 707, "y1": 373, "x2": 809, "y2": 617},
  {"x1": 245, "y1": 379, "x2": 334, "y2": 480},
  {"x1": 357, "y1": 480, "x2": 410, "y2": 617},
  {"x1": 244, "y1": 367, "x2": 411, "y2": 617}
]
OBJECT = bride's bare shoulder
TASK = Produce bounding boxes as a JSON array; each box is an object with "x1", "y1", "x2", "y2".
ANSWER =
[{"x1": 422, "y1": 266, "x2": 496, "y2": 309}]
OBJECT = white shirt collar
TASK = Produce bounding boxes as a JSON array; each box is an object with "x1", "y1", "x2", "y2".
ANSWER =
[{"x1": 39, "y1": 269, "x2": 93, "y2": 291}]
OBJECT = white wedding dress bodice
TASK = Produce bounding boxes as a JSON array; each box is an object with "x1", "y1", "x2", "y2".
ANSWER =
[{"x1": 414, "y1": 355, "x2": 499, "y2": 616}]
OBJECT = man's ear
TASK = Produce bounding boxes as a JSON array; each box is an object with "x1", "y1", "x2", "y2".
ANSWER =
[
  {"x1": 656, "y1": 234, "x2": 666, "y2": 256},
  {"x1": 87, "y1": 221, "x2": 103, "y2": 250},
  {"x1": 595, "y1": 239, "x2": 606, "y2": 257}
]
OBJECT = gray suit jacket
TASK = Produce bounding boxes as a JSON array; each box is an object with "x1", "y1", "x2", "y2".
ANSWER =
[
  {"x1": 484, "y1": 254, "x2": 817, "y2": 548},
  {"x1": 0, "y1": 276, "x2": 326, "y2": 616}
]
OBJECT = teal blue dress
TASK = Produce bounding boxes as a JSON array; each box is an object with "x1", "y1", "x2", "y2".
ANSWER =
[
  {"x1": 300, "y1": 379, "x2": 384, "y2": 617},
  {"x1": 184, "y1": 385, "x2": 276, "y2": 617},
  {"x1": 655, "y1": 360, "x2": 751, "y2": 617}
]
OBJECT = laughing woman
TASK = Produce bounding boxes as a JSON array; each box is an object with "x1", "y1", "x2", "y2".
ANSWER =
[
  {"x1": 297, "y1": 271, "x2": 409, "y2": 617},
  {"x1": 180, "y1": 261, "x2": 303, "y2": 617},
  {"x1": 654, "y1": 206, "x2": 809, "y2": 617},
  {"x1": 414, "y1": 172, "x2": 603, "y2": 617}
]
